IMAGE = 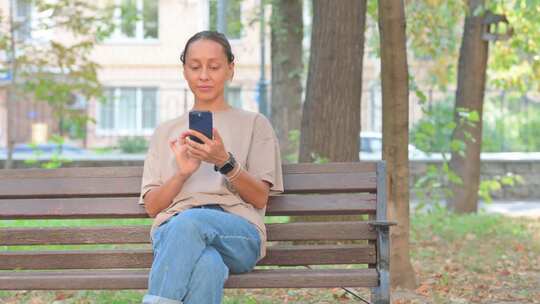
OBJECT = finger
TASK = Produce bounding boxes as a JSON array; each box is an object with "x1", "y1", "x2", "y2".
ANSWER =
[
  {"x1": 176, "y1": 136, "x2": 186, "y2": 145},
  {"x1": 171, "y1": 143, "x2": 182, "y2": 155},
  {"x1": 187, "y1": 145, "x2": 206, "y2": 158},
  {"x1": 186, "y1": 138, "x2": 209, "y2": 156},
  {"x1": 187, "y1": 149, "x2": 205, "y2": 161},
  {"x1": 185, "y1": 129, "x2": 212, "y2": 145}
]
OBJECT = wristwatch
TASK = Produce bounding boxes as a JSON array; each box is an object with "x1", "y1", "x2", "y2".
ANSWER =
[{"x1": 214, "y1": 152, "x2": 237, "y2": 175}]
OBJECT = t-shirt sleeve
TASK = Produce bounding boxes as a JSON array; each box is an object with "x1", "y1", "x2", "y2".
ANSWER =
[
  {"x1": 246, "y1": 114, "x2": 284, "y2": 195},
  {"x1": 138, "y1": 130, "x2": 163, "y2": 205}
]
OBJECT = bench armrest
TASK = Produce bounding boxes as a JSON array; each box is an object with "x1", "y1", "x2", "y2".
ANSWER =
[{"x1": 368, "y1": 221, "x2": 397, "y2": 228}]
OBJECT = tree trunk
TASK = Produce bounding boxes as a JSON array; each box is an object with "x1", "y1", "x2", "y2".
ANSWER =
[
  {"x1": 299, "y1": 0, "x2": 365, "y2": 163},
  {"x1": 270, "y1": 0, "x2": 303, "y2": 162},
  {"x1": 379, "y1": 0, "x2": 417, "y2": 290},
  {"x1": 449, "y1": 0, "x2": 489, "y2": 213}
]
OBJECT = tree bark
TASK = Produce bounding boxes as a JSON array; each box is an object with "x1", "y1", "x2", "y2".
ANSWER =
[
  {"x1": 299, "y1": 0, "x2": 365, "y2": 163},
  {"x1": 379, "y1": 0, "x2": 417, "y2": 289},
  {"x1": 270, "y1": 0, "x2": 303, "y2": 162},
  {"x1": 449, "y1": 0, "x2": 489, "y2": 213}
]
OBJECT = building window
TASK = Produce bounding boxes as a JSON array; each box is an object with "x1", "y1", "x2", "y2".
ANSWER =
[
  {"x1": 97, "y1": 87, "x2": 158, "y2": 135},
  {"x1": 209, "y1": 0, "x2": 242, "y2": 39},
  {"x1": 14, "y1": 0, "x2": 32, "y2": 41},
  {"x1": 110, "y1": 0, "x2": 158, "y2": 41}
]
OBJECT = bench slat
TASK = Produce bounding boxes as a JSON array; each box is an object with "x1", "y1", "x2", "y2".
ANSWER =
[
  {"x1": 0, "y1": 173, "x2": 376, "y2": 198},
  {"x1": 0, "y1": 193, "x2": 376, "y2": 219},
  {"x1": 269, "y1": 193, "x2": 376, "y2": 215},
  {"x1": 0, "y1": 268, "x2": 379, "y2": 289},
  {"x1": 0, "y1": 165, "x2": 377, "y2": 199},
  {"x1": 0, "y1": 167, "x2": 143, "y2": 179},
  {"x1": 0, "y1": 222, "x2": 377, "y2": 245},
  {"x1": 0, "y1": 177, "x2": 142, "y2": 198},
  {"x1": 0, "y1": 245, "x2": 375, "y2": 269},
  {"x1": 0, "y1": 163, "x2": 377, "y2": 179}
]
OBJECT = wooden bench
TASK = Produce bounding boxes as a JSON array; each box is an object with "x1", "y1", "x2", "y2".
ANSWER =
[{"x1": 0, "y1": 162, "x2": 393, "y2": 303}]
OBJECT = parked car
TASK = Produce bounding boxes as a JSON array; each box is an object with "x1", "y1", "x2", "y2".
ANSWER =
[{"x1": 359, "y1": 131, "x2": 429, "y2": 160}]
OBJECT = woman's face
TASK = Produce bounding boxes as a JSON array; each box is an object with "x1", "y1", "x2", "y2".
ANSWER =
[{"x1": 183, "y1": 39, "x2": 234, "y2": 103}]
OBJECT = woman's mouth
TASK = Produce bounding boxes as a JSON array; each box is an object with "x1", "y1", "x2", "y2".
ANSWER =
[{"x1": 197, "y1": 86, "x2": 213, "y2": 92}]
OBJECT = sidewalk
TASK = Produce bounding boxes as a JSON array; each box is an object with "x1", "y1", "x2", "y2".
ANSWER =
[
  {"x1": 412, "y1": 200, "x2": 540, "y2": 218},
  {"x1": 482, "y1": 200, "x2": 540, "y2": 218}
]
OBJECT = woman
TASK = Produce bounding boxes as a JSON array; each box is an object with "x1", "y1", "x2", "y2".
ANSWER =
[{"x1": 139, "y1": 31, "x2": 283, "y2": 304}]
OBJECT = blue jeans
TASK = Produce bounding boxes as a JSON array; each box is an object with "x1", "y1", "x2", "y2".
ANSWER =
[{"x1": 142, "y1": 204, "x2": 261, "y2": 304}]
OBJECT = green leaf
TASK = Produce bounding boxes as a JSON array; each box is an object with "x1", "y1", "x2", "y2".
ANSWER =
[{"x1": 468, "y1": 111, "x2": 480, "y2": 122}]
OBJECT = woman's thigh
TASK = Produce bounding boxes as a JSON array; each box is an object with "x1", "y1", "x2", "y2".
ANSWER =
[{"x1": 161, "y1": 207, "x2": 261, "y2": 274}]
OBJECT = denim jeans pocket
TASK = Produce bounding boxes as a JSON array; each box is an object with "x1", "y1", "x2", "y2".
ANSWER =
[
  {"x1": 157, "y1": 212, "x2": 179, "y2": 228},
  {"x1": 158, "y1": 218, "x2": 170, "y2": 228}
]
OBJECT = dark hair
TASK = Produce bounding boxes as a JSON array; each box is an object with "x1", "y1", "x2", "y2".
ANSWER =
[{"x1": 180, "y1": 31, "x2": 235, "y2": 64}]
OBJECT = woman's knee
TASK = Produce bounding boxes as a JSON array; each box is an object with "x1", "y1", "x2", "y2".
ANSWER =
[{"x1": 228, "y1": 257, "x2": 256, "y2": 274}]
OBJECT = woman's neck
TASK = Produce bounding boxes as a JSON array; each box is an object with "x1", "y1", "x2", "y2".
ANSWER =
[{"x1": 191, "y1": 99, "x2": 231, "y2": 112}]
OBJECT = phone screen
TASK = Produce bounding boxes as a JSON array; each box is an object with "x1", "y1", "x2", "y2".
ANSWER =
[{"x1": 188, "y1": 111, "x2": 213, "y2": 144}]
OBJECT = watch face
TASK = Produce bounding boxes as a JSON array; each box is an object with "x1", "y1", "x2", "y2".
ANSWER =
[
  {"x1": 219, "y1": 153, "x2": 236, "y2": 174},
  {"x1": 221, "y1": 163, "x2": 234, "y2": 174}
]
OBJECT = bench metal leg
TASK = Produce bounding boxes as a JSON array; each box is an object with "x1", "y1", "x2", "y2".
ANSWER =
[{"x1": 371, "y1": 225, "x2": 390, "y2": 304}]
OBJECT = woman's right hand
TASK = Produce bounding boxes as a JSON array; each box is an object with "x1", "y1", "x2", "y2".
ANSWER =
[{"x1": 169, "y1": 137, "x2": 201, "y2": 177}]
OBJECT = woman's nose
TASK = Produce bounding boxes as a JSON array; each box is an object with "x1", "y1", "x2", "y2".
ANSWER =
[{"x1": 199, "y1": 68, "x2": 210, "y2": 80}]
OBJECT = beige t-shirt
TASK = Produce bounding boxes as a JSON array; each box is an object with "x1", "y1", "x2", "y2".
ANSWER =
[{"x1": 138, "y1": 107, "x2": 284, "y2": 261}]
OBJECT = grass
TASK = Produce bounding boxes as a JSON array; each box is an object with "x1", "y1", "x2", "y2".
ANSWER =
[
  {"x1": 412, "y1": 205, "x2": 533, "y2": 242},
  {"x1": 1, "y1": 211, "x2": 539, "y2": 303},
  {"x1": 404, "y1": 208, "x2": 540, "y2": 303}
]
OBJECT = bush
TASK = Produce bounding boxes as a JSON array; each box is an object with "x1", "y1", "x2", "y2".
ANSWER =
[
  {"x1": 410, "y1": 99, "x2": 455, "y2": 153},
  {"x1": 118, "y1": 137, "x2": 148, "y2": 154}
]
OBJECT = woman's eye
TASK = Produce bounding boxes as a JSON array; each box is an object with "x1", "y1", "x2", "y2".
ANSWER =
[
  {"x1": 190, "y1": 66, "x2": 200, "y2": 70},
  {"x1": 210, "y1": 66, "x2": 220, "y2": 70}
]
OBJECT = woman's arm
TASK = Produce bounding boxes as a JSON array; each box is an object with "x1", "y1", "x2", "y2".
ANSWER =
[
  {"x1": 143, "y1": 138, "x2": 202, "y2": 217},
  {"x1": 224, "y1": 165, "x2": 271, "y2": 209},
  {"x1": 143, "y1": 172, "x2": 189, "y2": 217}
]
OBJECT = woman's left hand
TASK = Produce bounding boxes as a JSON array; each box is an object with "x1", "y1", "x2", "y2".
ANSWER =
[{"x1": 181, "y1": 128, "x2": 230, "y2": 167}]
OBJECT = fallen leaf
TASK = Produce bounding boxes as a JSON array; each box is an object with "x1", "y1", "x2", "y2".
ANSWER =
[
  {"x1": 514, "y1": 243, "x2": 525, "y2": 252},
  {"x1": 415, "y1": 283, "x2": 431, "y2": 296}
]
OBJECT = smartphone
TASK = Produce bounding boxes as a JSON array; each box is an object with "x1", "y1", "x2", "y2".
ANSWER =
[{"x1": 188, "y1": 111, "x2": 213, "y2": 144}]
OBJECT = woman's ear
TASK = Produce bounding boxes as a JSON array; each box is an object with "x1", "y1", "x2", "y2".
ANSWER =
[{"x1": 229, "y1": 62, "x2": 235, "y2": 81}]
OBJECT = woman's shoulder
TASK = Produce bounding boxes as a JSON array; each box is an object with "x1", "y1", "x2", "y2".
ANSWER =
[
  {"x1": 221, "y1": 107, "x2": 258, "y2": 119},
  {"x1": 228, "y1": 108, "x2": 271, "y2": 125},
  {"x1": 230, "y1": 109, "x2": 276, "y2": 138},
  {"x1": 219, "y1": 107, "x2": 270, "y2": 127}
]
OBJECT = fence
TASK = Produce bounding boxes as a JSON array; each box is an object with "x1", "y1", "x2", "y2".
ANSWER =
[{"x1": 3, "y1": 86, "x2": 540, "y2": 152}]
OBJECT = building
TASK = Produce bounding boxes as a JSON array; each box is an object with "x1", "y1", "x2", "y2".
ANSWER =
[
  {"x1": 0, "y1": 0, "x2": 424, "y2": 150},
  {"x1": 0, "y1": 0, "x2": 270, "y2": 149}
]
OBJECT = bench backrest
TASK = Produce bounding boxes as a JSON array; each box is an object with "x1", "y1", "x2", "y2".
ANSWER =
[{"x1": 0, "y1": 162, "x2": 387, "y2": 287}]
